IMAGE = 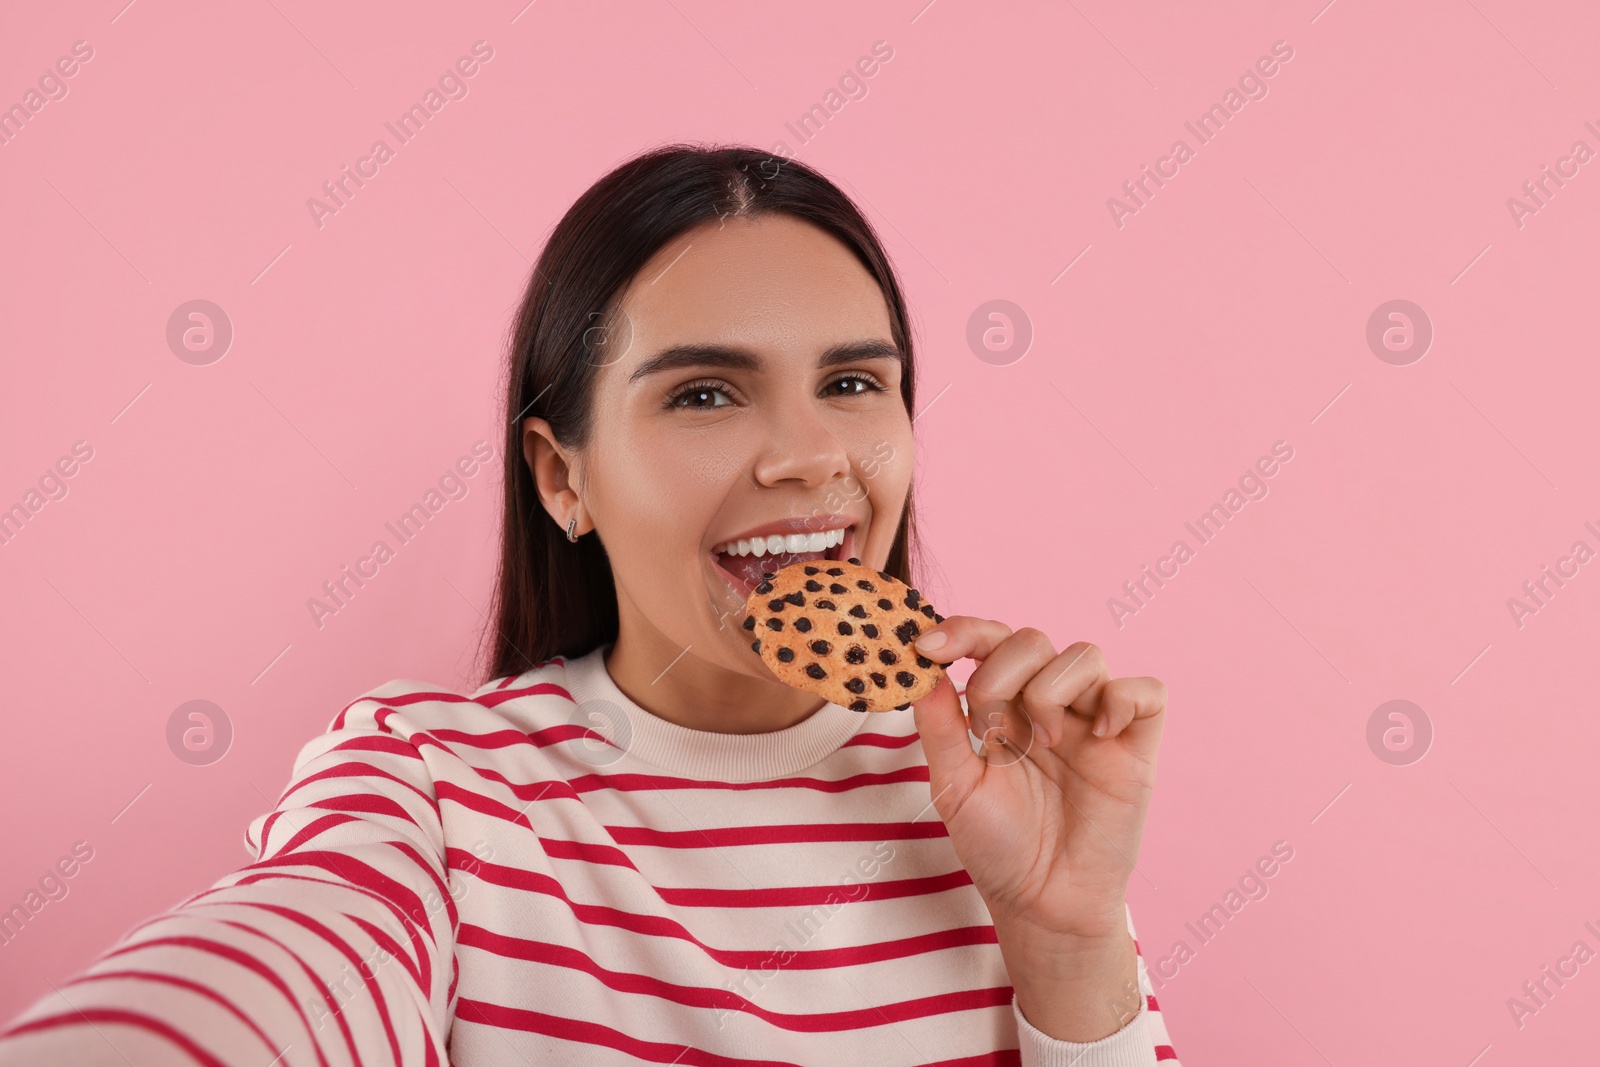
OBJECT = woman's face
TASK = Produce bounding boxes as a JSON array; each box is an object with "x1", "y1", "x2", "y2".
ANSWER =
[{"x1": 529, "y1": 212, "x2": 915, "y2": 688}]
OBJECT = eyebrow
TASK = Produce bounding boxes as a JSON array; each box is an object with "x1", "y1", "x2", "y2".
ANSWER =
[{"x1": 627, "y1": 339, "x2": 903, "y2": 384}]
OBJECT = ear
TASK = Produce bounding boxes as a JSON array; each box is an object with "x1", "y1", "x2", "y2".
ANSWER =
[{"x1": 522, "y1": 417, "x2": 588, "y2": 537}]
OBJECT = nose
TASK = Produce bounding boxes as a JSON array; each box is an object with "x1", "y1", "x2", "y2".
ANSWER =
[{"x1": 750, "y1": 402, "x2": 853, "y2": 491}]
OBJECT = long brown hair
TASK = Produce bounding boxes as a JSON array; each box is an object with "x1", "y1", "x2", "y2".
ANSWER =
[{"x1": 478, "y1": 143, "x2": 925, "y2": 684}]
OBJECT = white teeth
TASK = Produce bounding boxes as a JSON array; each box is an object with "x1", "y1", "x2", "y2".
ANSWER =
[{"x1": 713, "y1": 526, "x2": 851, "y2": 557}]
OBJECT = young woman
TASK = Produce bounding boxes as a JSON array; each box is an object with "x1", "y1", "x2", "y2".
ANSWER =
[{"x1": 0, "y1": 145, "x2": 1177, "y2": 1065}]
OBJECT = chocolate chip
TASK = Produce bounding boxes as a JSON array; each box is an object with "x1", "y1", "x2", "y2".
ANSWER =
[
  {"x1": 768, "y1": 599, "x2": 786, "y2": 611},
  {"x1": 856, "y1": 579, "x2": 877, "y2": 592},
  {"x1": 783, "y1": 591, "x2": 805, "y2": 607},
  {"x1": 751, "y1": 639, "x2": 761, "y2": 652},
  {"x1": 777, "y1": 647, "x2": 794, "y2": 662},
  {"x1": 844, "y1": 677, "x2": 866, "y2": 694},
  {"x1": 932, "y1": 612, "x2": 945, "y2": 623},
  {"x1": 829, "y1": 583, "x2": 848, "y2": 594},
  {"x1": 794, "y1": 617, "x2": 812, "y2": 633},
  {"x1": 844, "y1": 645, "x2": 867, "y2": 665},
  {"x1": 810, "y1": 640, "x2": 831, "y2": 655},
  {"x1": 896, "y1": 671, "x2": 916, "y2": 687},
  {"x1": 755, "y1": 581, "x2": 773, "y2": 594},
  {"x1": 905, "y1": 591, "x2": 921, "y2": 610},
  {"x1": 803, "y1": 566, "x2": 819, "y2": 575},
  {"x1": 742, "y1": 616, "x2": 755, "y2": 631},
  {"x1": 869, "y1": 672, "x2": 887, "y2": 688},
  {"x1": 805, "y1": 663, "x2": 826, "y2": 680},
  {"x1": 877, "y1": 648, "x2": 898, "y2": 665},
  {"x1": 848, "y1": 605, "x2": 867, "y2": 618},
  {"x1": 826, "y1": 567, "x2": 844, "y2": 576},
  {"x1": 878, "y1": 570, "x2": 894, "y2": 583},
  {"x1": 861, "y1": 624, "x2": 879, "y2": 639},
  {"x1": 847, "y1": 556, "x2": 861, "y2": 565},
  {"x1": 893, "y1": 619, "x2": 920, "y2": 644},
  {"x1": 849, "y1": 699, "x2": 868, "y2": 713},
  {"x1": 766, "y1": 618, "x2": 784, "y2": 631},
  {"x1": 894, "y1": 701, "x2": 910, "y2": 710},
  {"x1": 915, "y1": 655, "x2": 933, "y2": 669},
  {"x1": 804, "y1": 580, "x2": 823, "y2": 592},
  {"x1": 837, "y1": 620, "x2": 854, "y2": 636},
  {"x1": 920, "y1": 605, "x2": 935, "y2": 618},
  {"x1": 876, "y1": 598, "x2": 892, "y2": 611},
  {"x1": 815, "y1": 599, "x2": 837, "y2": 610}
]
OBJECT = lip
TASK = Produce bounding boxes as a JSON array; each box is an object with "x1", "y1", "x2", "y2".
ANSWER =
[{"x1": 709, "y1": 513, "x2": 860, "y2": 597}]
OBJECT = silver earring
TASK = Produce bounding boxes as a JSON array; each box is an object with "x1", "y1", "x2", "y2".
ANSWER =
[{"x1": 565, "y1": 517, "x2": 579, "y2": 543}]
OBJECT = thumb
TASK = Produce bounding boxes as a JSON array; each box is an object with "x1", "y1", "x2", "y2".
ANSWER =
[{"x1": 911, "y1": 674, "x2": 980, "y2": 816}]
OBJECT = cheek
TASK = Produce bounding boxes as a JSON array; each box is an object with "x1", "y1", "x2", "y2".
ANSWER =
[{"x1": 590, "y1": 419, "x2": 748, "y2": 576}]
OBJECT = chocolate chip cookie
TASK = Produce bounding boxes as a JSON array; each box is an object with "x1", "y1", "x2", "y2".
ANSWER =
[{"x1": 743, "y1": 556, "x2": 946, "y2": 713}]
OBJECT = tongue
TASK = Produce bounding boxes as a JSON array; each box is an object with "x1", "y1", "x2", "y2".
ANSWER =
[{"x1": 719, "y1": 549, "x2": 827, "y2": 589}]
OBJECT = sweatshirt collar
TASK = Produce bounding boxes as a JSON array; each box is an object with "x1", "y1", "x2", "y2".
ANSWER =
[{"x1": 557, "y1": 643, "x2": 872, "y2": 782}]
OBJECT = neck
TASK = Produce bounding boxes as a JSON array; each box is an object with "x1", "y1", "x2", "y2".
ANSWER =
[{"x1": 605, "y1": 607, "x2": 827, "y2": 735}]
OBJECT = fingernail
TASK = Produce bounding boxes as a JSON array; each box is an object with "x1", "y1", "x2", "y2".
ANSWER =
[
  {"x1": 1092, "y1": 712, "x2": 1109, "y2": 737},
  {"x1": 914, "y1": 630, "x2": 947, "y2": 652}
]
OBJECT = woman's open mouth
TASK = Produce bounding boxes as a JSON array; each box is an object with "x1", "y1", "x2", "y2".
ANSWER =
[{"x1": 710, "y1": 523, "x2": 856, "y2": 594}]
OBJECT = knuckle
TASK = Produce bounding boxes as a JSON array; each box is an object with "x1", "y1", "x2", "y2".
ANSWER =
[
  {"x1": 1013, "y1": 626, "x2": 1055, "y2": 654},
  {"x1": 1071, "y1": 641, "x2": 1106, "y2": 671}
]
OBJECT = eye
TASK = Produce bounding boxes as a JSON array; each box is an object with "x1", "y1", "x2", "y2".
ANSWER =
[
  {"x1": 822, "y1": 372, "x2": 887, "y2": 397},
  {"x1": 665, "y1": 379, "x2": 738, "y2": 410}
]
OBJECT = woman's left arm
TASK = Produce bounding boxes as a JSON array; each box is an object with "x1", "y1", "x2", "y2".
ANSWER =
[{"x1": 909, "y1": 617, "x2": 1175, "y2": 1062}]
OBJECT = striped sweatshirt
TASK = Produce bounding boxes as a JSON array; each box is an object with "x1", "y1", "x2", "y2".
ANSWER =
[{"x1": 0, "y1": 643, "x2": 1180, "y2": 1066}]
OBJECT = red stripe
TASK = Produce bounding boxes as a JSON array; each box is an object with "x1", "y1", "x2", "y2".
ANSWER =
[
  {"x1": 435, "y1": 780, "x2": 543, "y2": 831},
  {"x1": 309, "y1": 791, "x2": 426, "y2": 824},
  {"x1": 203, "y1": 917, "x2": 354, "y2": 1067},
  {"x1": 453, "y1": 997, "x2": 798, "y2": 1067},
  {"x1": 346, "y1": 912, "x2": 425, "y2": 991},
  {"x1": 98, "y1": 933, "x2": 333, "y2": 1062},
  {"x1": 602, "y1": 820, "x2": 950, "y2": 848},
  {"x1": 246, "y1": 852, "x2": 439, "y2": 947},
  {"x1": 565, "y1": 766, "x2": 931, "y2": 796},
  {"x1": 449, "y1": 849, "x2": 995, "y2": 967},
  {"x1": 62, "y1": 970, "x2": 281, "y2": 1060},
  {"x1": 454, "y1": 937, "x2": 1013, "y2": 1031},
  {"x1": 233, "y1": 904, "x2": 406, "y2": 1066},
  {"x1": 444, "y1": 765, "x2": 931, "y2": 813},
  {"x1": 426, "y1": 726, "x2": 549, "y2": 751},
  {"x1": 1157, "y1": 1044, "x2": 1180, "y2": 1060},
  {"x1": 839, "y1": 731, "x2": 922, "y2": 750},
  {"x1": 455, "y1": 839, "x2": 971, "y2": 908},
  {"x1": 655, "y1": 867, "x2": 974, "y2": 909},
  {"x1": 326, "y1": 734, "x2": 426, "y2": 759},
  {"x1": 269, "y1": 811, "x2": 363, "y2": 856},
  {"x1": 197, "y1": 870, "x2": 436, "y2": 989},
  {"x1": 456, "y1": 911, "x2": 996, "y2": 972},
  {"x1": 471, "y1": 680, "x2": 573, "y2": 707},
  {"x1": 282, "y1": 759, "x2": 438, "y2": 814},
  {"x1": 0, "y1": 1008, "x2": 230, "y2": 1066}
]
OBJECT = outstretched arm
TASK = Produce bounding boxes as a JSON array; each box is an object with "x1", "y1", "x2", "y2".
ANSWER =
[{"x1": 0, "y1": 689, "x2": 463, "y2": 1067}]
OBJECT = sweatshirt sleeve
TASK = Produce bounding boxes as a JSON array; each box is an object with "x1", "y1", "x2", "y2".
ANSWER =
[
  {"x1": 1010, "y1": 901, "x2": 1179, "y2": 1067},
  {"x1": 0, "y1": 692, "x2": 461, "y2": 1067}
]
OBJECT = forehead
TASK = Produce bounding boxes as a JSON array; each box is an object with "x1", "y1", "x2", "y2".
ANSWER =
[{"x1": 609, "y1": 214, "x2": 893, "y2": 358}]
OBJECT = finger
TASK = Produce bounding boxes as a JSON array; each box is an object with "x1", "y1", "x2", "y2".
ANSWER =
[
  {"x1": 910, "y1": 615, "x2": 1013, "y2": 669},
  {"x1": 1021, "y1": 642, "x2": 1109, "y2": 747},
  {"x1": 1085, "y1": 676, "x2": 1168, "y2": 743},
  {"x1": 957, "y1": 627, "x2": 1060, "y2": 744},
  {"x1": 909, "y1": 674, "x2": 981, "y2": 814}
]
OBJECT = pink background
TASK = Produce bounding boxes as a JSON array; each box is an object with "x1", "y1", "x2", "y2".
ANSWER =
[{"x1": 2, "y1": 1, "x2": 1596, "y2": 1061}]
